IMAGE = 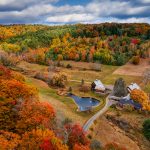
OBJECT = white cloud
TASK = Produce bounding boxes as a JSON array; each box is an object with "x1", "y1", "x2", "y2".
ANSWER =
[
  {"x1": 86, "y1": 0, "x2": 150, "y2": 17},
  {"x1": 83, "y1": 17, "x2": 150, "y2": 24},
  {"x1": 0, "y1": 0, "x2": 149, "y2": 24},
  {"x1": 46, "y1": 13, "x2": 95, "y2": 23}
]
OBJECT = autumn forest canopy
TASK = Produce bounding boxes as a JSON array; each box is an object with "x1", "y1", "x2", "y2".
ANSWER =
[
  {"x1": 0, "y1": 23, "x2": 150, "y2": 150},
  {"x1": 0, "y1": 23, "x2": 150, "y2": 66}
]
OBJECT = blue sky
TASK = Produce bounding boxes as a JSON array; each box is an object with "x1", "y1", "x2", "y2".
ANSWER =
[{"x1": 0, "y1": 0, "x2": 150, "y2": 24}]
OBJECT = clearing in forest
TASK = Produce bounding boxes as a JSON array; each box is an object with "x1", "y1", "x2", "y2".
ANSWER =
[{"x1": 113, "y1": 58, "x2": 150, "y2": 76}]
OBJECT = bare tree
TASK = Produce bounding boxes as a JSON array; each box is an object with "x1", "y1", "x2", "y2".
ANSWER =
[
  {"x1": 143, "y1": 69, "x2": 150, "y2": 85},
  {"x1": 47, "y1": 60, "x2": 56, "y2": 72}
]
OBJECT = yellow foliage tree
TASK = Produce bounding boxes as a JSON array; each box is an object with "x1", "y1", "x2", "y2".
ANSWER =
[{"x1": 130, "y1": 89, "x2": 150, "y2": 111}]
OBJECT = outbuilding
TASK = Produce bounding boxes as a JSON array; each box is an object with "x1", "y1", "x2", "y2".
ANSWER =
[
  {"x1": 127, "y1": 83, "x2": 140, "y2": 92},
  {"x1": 91, "y1": 79, "x2": 106, "y2": 92}
]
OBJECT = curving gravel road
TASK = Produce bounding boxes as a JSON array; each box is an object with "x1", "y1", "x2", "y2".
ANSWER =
[{"x1": 83, "y1": 96, "x2": 116, "y2": 131}]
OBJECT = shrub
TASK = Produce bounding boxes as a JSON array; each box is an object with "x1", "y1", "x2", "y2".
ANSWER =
[
  {"x1": 90, "y1": 63, "x2": 101, "y2": 71},
  {"x1": 62, "y1": 118, "x2": 72, "y2": 125},
  {"x1": 90, "y1": 139, "x2": 101, "y2": 150},
  {"x1": 143, "y1": 119, "x2": 150, "y2": 141},
  {"x1": 104, "y1": 142, "x2": 126, "y2": 150},
  {"x1": 68, "y1": 87, "x2": 72, "y2": 93},
  {"x1": 34, "y1": 72, "x2": 54, "y2": 83},
  {"x1": 73, "y1": 144, "x2": 90, "y2": 150},
  {"x1": 51, "y1": 72, "x2": 68, "y2": 88},
  {"x1": 87, "y1": 134, "x2": 92, "y2": 139},
  {"x1": 79, "y1": 85, "x2": 90, "y2": 93},
  {"x1": 132, "y1": 56, "x2": 140, "y2": 65},
  {"x1": 66, "y1": 64, "x2": 72, "y2": 68},
  {"x1": 0, "y1": 51, "x2": 20, "y2": 67}
]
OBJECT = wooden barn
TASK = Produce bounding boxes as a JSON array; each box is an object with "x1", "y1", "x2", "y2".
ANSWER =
[{"x1": 91, "y1": 79, "x2": 106, "y2": 92}]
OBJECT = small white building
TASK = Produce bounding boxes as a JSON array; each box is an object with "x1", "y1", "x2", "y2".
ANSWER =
[
  {"x1": 91, "y1": 79, "x2": 106, "y2": 92},
  {"x1": 127, "y1": 83, "x2": 140, "y2": 92}
]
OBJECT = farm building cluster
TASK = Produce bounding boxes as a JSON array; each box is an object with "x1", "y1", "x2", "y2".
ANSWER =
[{"x1": 91, "y1": 79, "x2": 142, "y2": 110}]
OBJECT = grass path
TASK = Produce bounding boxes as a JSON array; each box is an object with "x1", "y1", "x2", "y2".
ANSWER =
[{"x1": 25, "y1": 77, "x2": 88, "y2": 125}]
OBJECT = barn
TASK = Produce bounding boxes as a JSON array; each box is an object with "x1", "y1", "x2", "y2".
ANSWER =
[{"x1": 91, "y1": 79, "x2": 106, "y2": 92}]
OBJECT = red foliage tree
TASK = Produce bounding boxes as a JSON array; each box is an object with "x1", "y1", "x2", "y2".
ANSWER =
[{"x1": 65, "y1": 124, "x2": 89, "y2": 149}]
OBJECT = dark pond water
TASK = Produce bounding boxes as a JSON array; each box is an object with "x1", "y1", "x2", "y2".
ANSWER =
[{"x1": 68, "y1": 94, "x2": 100, "y2": 111}]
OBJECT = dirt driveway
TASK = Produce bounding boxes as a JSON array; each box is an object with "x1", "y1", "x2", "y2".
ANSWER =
[{"x1": 113, "y1": 58, "x2": 150, "y2": 76}]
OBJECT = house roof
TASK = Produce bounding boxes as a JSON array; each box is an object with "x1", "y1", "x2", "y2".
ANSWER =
[
  {"x1": 127, "y1": 83, "x2": 140, "y2": 91},
  {"x1": 94, "y1": 79, "x2": 105, "y2": 91},
  {"x1": 119, "y1": 98, "x2": 142, "y2": 110}
]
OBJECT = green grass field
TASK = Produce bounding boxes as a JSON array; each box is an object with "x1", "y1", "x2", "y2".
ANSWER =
[{"x1": 17, "y1": 60, "x2": 149, "y2": 125}]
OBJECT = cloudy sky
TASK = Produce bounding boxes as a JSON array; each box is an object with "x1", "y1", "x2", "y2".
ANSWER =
[{"x1": 0, "y1": 0, "x2": 150, "y2": 24}]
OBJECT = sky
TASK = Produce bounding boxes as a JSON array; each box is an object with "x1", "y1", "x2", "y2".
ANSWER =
[{"x1": 0, "y1": 0, "x2": 150, "y2": 24}]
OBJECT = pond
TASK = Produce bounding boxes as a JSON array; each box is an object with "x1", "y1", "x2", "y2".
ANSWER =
[{"x1": 68, "y1": 93, "x2": 100, "y2": 111}]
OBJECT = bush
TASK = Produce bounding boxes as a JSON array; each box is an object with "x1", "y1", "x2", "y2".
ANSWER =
[
  {"x1": 34, "y1": 72, "x2": 54, "y2": 84},
  {"x1": 143, "y1": 119, "x2": 150, "y2": 141},
  {"x1": 87, "y1": 134, "x2": 92, "y2": 139},
  {"x1": 104, "y1": 142, "x2": 126, "y2": 150},
  {"x1": 51, "y1": 72, "x2": 68, "y2": 88},
  {"x1": 68, "y1": 87, "x2": 72, "y2": 93},
  {"x1": 0, "y1": 51, "x2": 20, "y2": 67},
  {"x1": 90, "y1": 63, "x2": 101, "y2": 71},
  {"x1": 66, "y1": 64, "x2": 72, "y2": 68},
  {"x1": 90, "y1": 139, "x2": 101, "y2": 150},
  {"x1": 132, "y1": 56, "x2": 140, "y2": 65},
  {"x1": 79, "y1": 85, "x2": 90, "y2": 93}
]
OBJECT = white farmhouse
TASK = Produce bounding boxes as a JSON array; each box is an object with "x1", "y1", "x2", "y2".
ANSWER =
[{"x1": 127, "y1": 83, "x2": 140, "y2": 92}]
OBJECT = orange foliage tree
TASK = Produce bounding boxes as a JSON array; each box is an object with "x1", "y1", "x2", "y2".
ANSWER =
[
  {"x1": 130, "y1": 89, "x2": 150, "y2": 111},
  {"x1": 19, "y1": 129, "x2": 68, "y2": 150},
  {"x1": 0, "y1": 130, "x2": 21, "y2": 149},
  {"x1": 16, "y1": 101, "x2": 55, "y2": 133},
  {"x1": 0, "y1": 79, "x2": 37, "y2": 102},
  {"x1": 0, "y1": 65, "x2": 91, "y2": 149}
]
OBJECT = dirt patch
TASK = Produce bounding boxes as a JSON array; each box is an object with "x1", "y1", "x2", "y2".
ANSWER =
[{"x1": 113, "y1": 58, "x2": 150, "y2": 76}]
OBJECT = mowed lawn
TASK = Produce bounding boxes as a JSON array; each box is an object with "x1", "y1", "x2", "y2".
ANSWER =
[
  {"x1": 18, "y1": 60, "x2": 143, "y2": 86},
  {"x1": 18, "y1": 60, "x2": 148, "y2": 125},
  {"x1": 25, "y1": 77, "x2": 104, "y2": 125},
  {"x1": 61, "y1": 61, "x2": 142, "y2": 85}
]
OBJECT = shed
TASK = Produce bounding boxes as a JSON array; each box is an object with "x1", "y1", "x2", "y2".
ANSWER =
[
  {"x1": 91, "y1": 79, "x2": 105, "y2": 92},
  {"x1": 127, "y1": 83, "x2": 140, "y2": 92}
]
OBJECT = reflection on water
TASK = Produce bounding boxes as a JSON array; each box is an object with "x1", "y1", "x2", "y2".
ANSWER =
[{"x1": 68, "y1": 93, "x2": 100, "y2": 111}]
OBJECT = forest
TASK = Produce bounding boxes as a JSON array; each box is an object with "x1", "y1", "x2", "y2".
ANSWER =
[
  {"x1": 0, "y1": 23, "x2": 150, "y2": 66},
  {"x1": 0, "y1": 23, "x2": 150, "y2": 150}
]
